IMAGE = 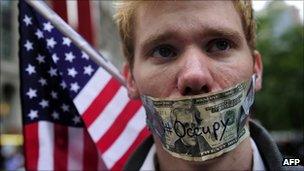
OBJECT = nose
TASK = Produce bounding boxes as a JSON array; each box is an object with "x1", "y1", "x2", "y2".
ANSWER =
[{"x1": 177, "y1": 50, "x2": 213, "y2": 96}]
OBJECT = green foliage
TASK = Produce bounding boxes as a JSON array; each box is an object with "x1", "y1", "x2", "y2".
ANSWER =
[{"x1": 254, "y1": 6, "x2": 303, "y2": 131}]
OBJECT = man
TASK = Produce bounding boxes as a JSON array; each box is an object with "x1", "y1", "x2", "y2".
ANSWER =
[{"x1": 114, "y1": 1, "x2": 299, "y2": 170}]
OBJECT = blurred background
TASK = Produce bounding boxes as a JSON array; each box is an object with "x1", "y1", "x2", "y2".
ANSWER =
[{"x1": 0, "y1": 0, "x2": 303, "y2": 170}]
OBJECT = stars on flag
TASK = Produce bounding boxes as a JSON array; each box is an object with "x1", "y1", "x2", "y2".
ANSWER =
[
  {"x1": 62, "y1": 37, "x2": 71, "y2": 46},
  {"x1": 52, "y1": 53, "x2": 59, "y2": 63},
  {"x1": 65, "y1": 51, "x2": 75, "y2": 63},
  {"x1": 23, "y1": 15, "x2": 32, "y2": 26},
  {"x1": 43, "y1": 21, "x2": 54, "y2": 32},
  {"x1": 50, "y1": 91, "x2": 58, "y2": 99},
  {"x1": 47, "y1": 37, "x2": 57, "y2": 48},
  {"x1": 67, "y1": 67, "x2": 78, "y2": 78},
  {"x1": 36, "y1": 54, "x2": 46, "y2": 64},
  {"x1": 52, "y1": 111, "x2": 59, "y2": 120},
  {"x1": 61, "y1": 104, "x2": 70, "y2": 112},
  {"x1": 26, "y1": 64, "x2": 36, "y2": 75},
  {"x1": 24, "y1": 40, "x2": 33, "y2": 51},
  {"x1": 81, "y1": 51, "x2": 89, "y2": 60},
  {"x1": 72, "y1": 116, "x2": 81, "y2": 125},
  {"x1": 84, "y1": 65, "x2": 94, "y2": 76},
  {"x1": 38, "y1": 78, "x2": 47, "y2": 86},
  {"x1": 28, "y1": 110, "x2": 38, "y2": 120},
  {"x1": 26, "y1": 88, "x2": 37, "y2": 99},
  {"x1": 35, "y1": 29, "x2": 44, "y2": 39},
  {"x1": 48, "y1": 67, "x2": 58, "y2": 77},
  {"x1": 60, "y1": 81, "x2": 67, "y2": 89},
  {"x1": 21, "y1": 11, "x2": 95, "y2": 127},
  {"x1": 70, "y1": 82, "x2": 80, "y2": 93},
  {"x1": 39, "y1": 99, "x2": 49, "y2": 108}
]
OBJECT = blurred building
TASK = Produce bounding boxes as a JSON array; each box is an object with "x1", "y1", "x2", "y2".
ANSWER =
[
  {"x1": 258, "y1": 1, "x2": 302, "y2": 37},
  {"x1": 1, "y1": 2, "x2": 23, "y2": 169},
  {"x1": 0, "y1": 1, "x2": 21, "y2": 134},
  {"x1": 99, "y1": 1, "x2": 124, "y2": 69}
]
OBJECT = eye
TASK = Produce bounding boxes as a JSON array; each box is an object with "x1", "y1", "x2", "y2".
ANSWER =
[
  {"x1": 206, "y1": 38, "x2": 232, "y2": 53},
  {"x1": 151, "y1": 44, "x2": 177, "y2": 59}
]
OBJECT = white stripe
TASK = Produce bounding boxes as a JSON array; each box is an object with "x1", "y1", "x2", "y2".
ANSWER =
[
  {"x1": 68, "y1": 127, "x2": 84, "y2": 170},
  {"x1": 73, "y1": 68, "x2": 111, "y2": 114},
  {"x1": 88, "y1": 87, "x2": 129, "y2": 142},
  {"x1": 140, "y1": 144, "x2": 156, "y2": 171},
  {"x1": 102, "y1": 107, "x2": 146, "y2": 168},
  {"x1": 66, "y1": 1, "x2": 78, "y2": 29},
  {"x1": 38, "y1": 122, "x2": 54, "y2": 170}
]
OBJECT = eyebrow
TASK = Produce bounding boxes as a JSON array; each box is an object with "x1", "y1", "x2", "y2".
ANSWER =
[
  {"x1": 140, "y1": 32, "x2": 177, "y2": 52},
  {"x1": 140, "y1": 26, "x2": 244, "y2": 52}
]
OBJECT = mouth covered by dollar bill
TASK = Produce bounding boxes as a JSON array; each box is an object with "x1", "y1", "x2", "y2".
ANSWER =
[{"x1": 141, "y1": 75, "x2": 256, "y2": 161}]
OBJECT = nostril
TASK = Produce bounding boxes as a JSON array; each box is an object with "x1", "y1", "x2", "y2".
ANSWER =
[
  {"x1": 183, "y1": 85, "x2": 210, "y2": 96},
  {"x1": 201, "y1": 85, "x2": 209, "y2": 93},
  {"x1": 184, "y1": 87, "x2": 192, "y2": 95}
]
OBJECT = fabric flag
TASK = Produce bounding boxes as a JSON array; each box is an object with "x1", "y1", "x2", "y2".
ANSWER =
[
  {"x1": 19, "y1": 1, "x2": 150, "y2": 170},
  {"x1": 51, "y1": 0, "x2": 96, "y2": 46},
  {"x1": 51, "y1": 0, "x2": 103, "y2": 170}
]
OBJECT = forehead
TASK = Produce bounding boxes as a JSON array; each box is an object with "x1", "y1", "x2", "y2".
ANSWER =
[{"x1": 134, "y1": 1, "x2": 245, "y2": 47}]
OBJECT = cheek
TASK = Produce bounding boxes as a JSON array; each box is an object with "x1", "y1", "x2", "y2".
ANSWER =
[
  {"x1": 210, "y1": 55, "x2": 254, "y2": 89},
  {"x1": 133, "y1": 62, "x2": 178, "y2": 97}
]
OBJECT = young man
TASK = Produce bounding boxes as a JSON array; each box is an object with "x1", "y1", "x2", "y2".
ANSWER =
[{"x1": 115, "y1": 1, "x2": 299, "y2": 170}]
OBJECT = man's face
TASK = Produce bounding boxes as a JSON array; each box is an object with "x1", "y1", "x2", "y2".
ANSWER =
[{"x1": 126, "y1": 1, "x2": 262, "y2": 100}]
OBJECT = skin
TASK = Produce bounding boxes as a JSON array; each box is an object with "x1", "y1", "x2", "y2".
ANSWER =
[{"x1": 124, "y1": 1, "x2": 263, "y2": 170}]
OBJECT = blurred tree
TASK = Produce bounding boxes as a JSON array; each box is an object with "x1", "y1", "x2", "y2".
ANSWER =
[{"x1": 254, "y1": 1, "x2": 303, "y2": 131}]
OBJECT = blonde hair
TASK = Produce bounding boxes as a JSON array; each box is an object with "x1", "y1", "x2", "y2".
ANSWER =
[{"x1": 114, "y1": 0, "x2": 256, "y2": 66}]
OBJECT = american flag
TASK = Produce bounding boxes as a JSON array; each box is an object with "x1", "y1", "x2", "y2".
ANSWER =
[{"x1": 19, "y1": 1, "x2": 150, "y2": 170}]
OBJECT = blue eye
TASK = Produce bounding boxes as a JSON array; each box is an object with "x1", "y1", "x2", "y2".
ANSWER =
[
  {"x1": 206, "y1": 39, "x2": 231, "y2": 53},
  {"x1": 151, "y1": 45, "x2": 177, "y2": 58}
]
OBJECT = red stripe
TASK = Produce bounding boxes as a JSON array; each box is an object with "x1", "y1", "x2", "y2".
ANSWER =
[
  {"x1": 52, "y1": 1, "x2": 68, "y2": 22},
  {"x1": 77, "y1": 0, "x2": 95, "y2": 45},
  {"x1": 54, "y1": 124, "x2": 68, "y2": 171},
  {"x1": 24, "y1": 123, "x2": 39, "y2": 171},
  {"x1": 82, "y1": 78, "x2": 121, "y2": 126},
  {"x1": 83, "y1": 129, "x2": 99, "y2": 170},
  {"x1": 97, "y1": 100, "x2": 142, "y2": 153},
  {"x1": 110, "y1": 127, "x2": 151, "y2": 171}
]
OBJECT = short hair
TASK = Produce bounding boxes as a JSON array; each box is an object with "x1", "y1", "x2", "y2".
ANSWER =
[{"x1": 114, "y1": 0, "x2": 256, "y2": 67}]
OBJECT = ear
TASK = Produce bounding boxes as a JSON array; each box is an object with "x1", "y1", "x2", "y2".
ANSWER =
[
  {"x1": 253, "y1": 50, "x2": 263, "y2": 91},
  {"x1": 123, "y1": 63, "x2": 140, "y2": 99}
]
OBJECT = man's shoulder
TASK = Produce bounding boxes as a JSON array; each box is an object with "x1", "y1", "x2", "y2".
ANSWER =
[
  {"x1": 124, "y1": 121, "x2": 303, "y2": 170},
  {"x1": 249, "y1": 120, "x2": 303, "y2": 170}
]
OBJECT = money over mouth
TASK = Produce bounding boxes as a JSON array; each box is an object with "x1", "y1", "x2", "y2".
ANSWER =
[
  {"x1": 173, "y1": 117, "x2": 230, "y2": 141},
  {"x1": 141, "y1": 75, "x2": 255, "y2": 161}
]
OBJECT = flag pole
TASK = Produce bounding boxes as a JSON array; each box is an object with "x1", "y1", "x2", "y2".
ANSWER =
[{"x1": 25, "y1": 0, "x2": 127, "y2": 87}]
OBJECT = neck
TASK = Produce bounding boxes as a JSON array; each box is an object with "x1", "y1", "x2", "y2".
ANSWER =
[{"x1": 154, "y1": 137, "x2": 253, "y2": 171}]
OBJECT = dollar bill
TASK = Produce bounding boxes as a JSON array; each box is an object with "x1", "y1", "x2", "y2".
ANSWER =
[{"x1": 142, "y1": 76, "x2": 255, "y2": 161}]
